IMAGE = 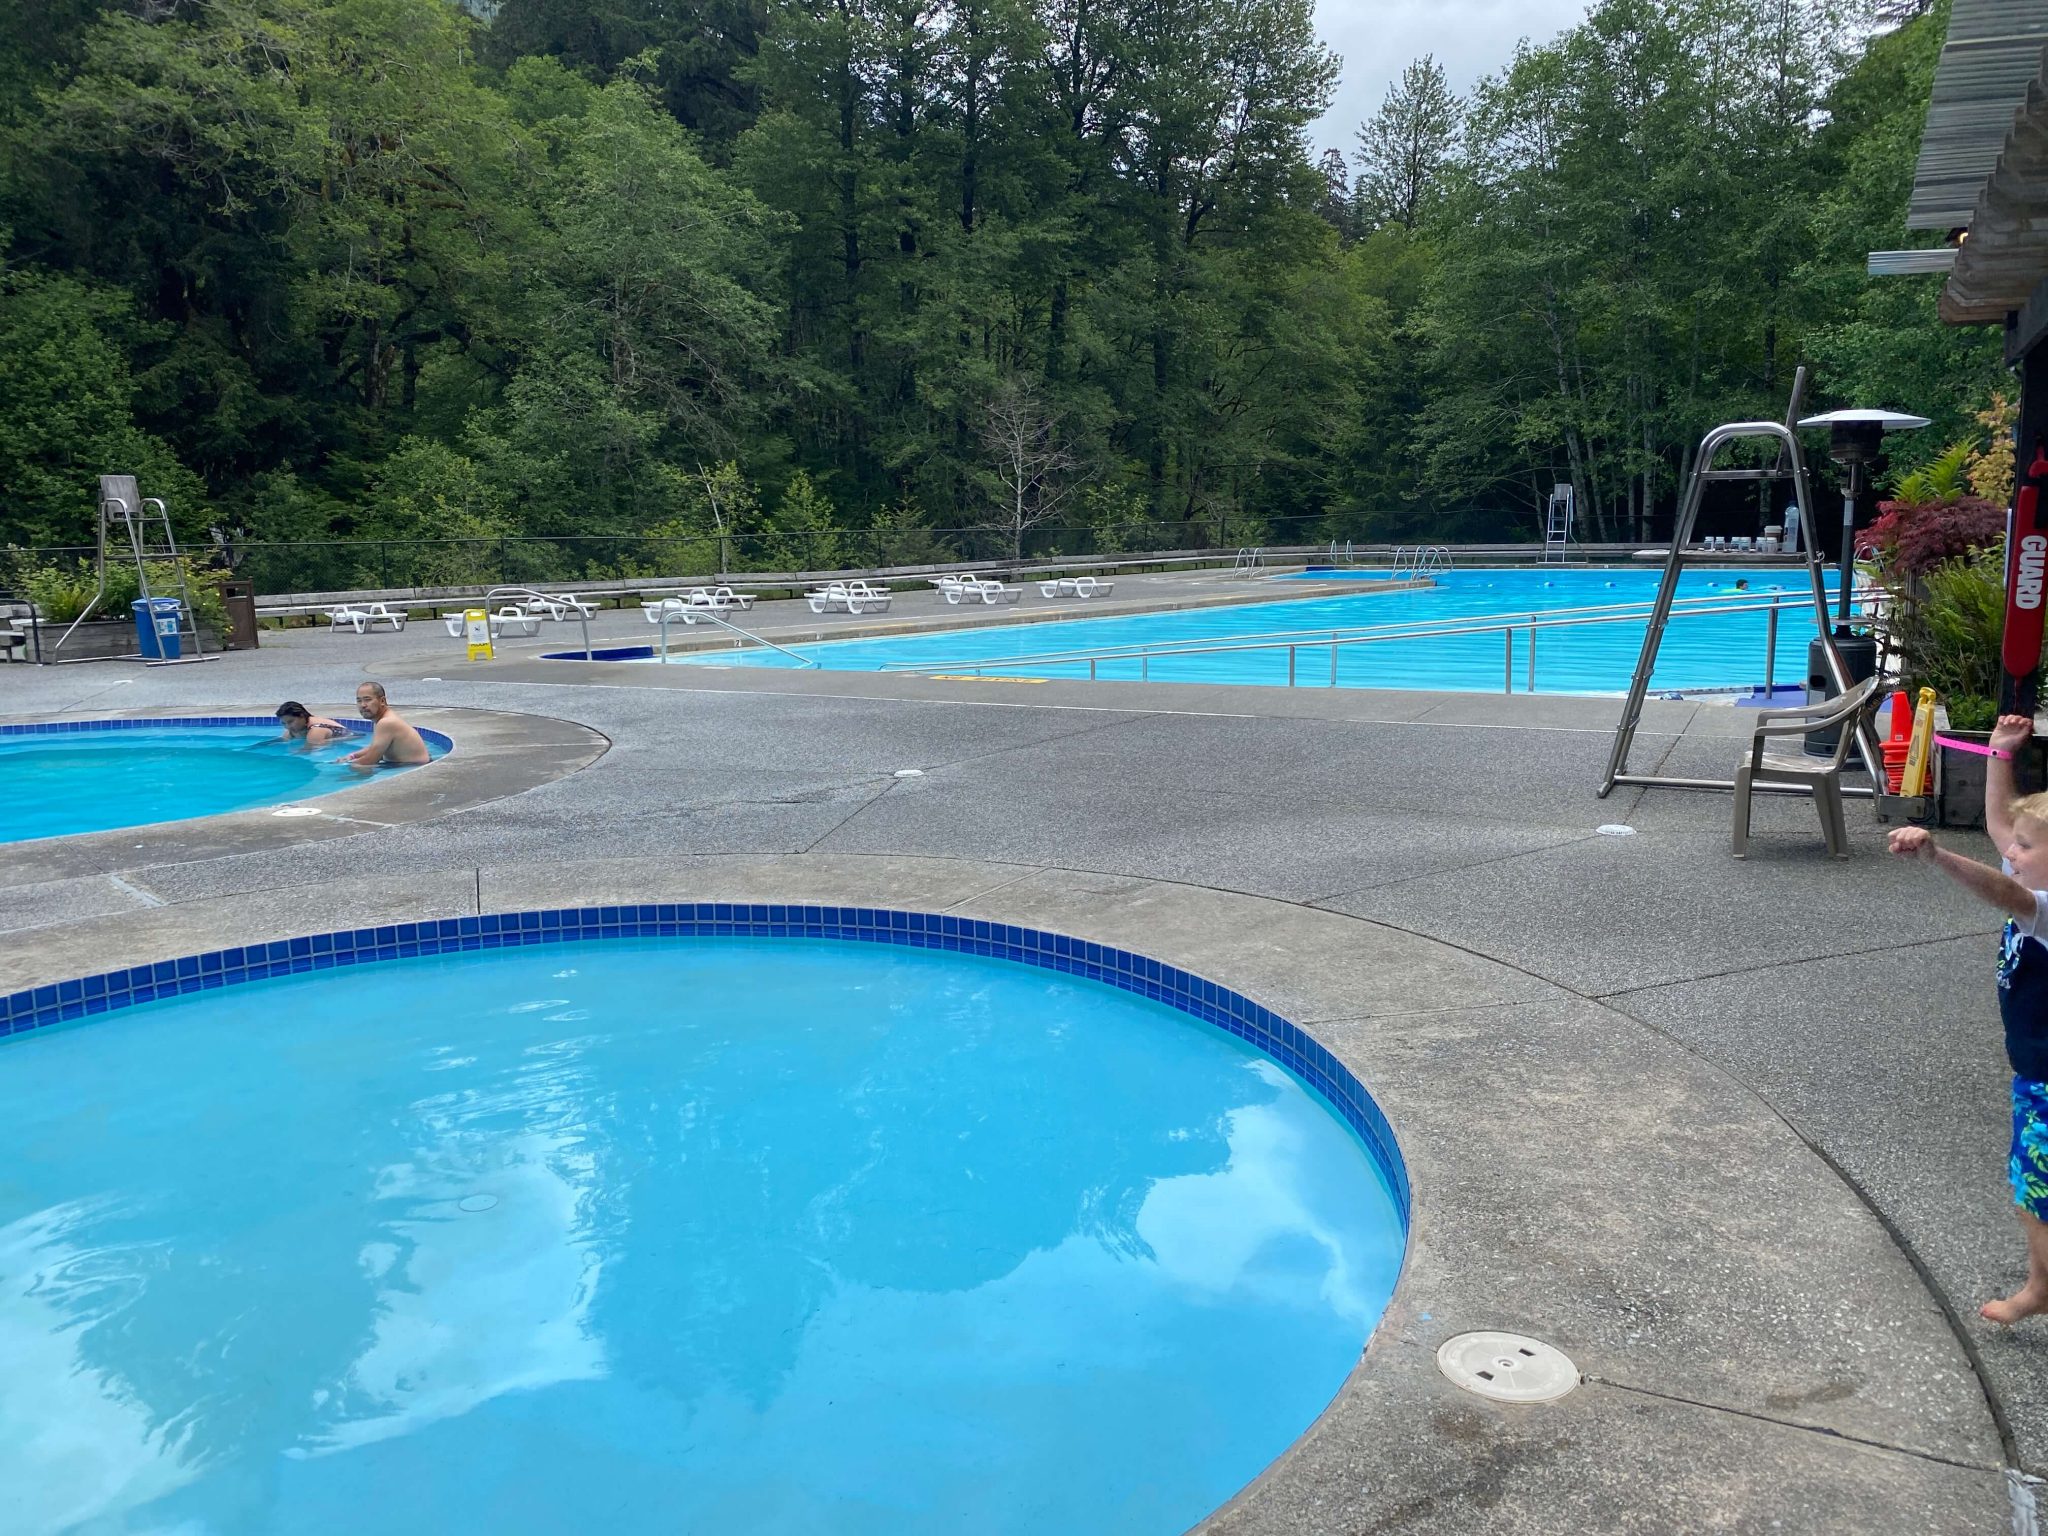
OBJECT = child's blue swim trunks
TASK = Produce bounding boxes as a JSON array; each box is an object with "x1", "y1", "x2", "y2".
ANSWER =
[{"x1": 2011, "y1": 1077, "x2": 2048, "y2": 1217}]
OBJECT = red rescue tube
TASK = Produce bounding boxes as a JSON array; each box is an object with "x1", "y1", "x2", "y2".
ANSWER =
[{"x1": 2002, "y1": 444, "x2": 2048, "y2": 680}]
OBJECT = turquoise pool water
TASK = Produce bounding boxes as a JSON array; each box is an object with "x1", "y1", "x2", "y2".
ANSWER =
[
  {"x1": 0, "y1": 721, "x2": 446, "y2": 844},
  {"x1": 0, "y1": 936, "x2": 1404, "y2": 1536},
  {"x1": 651, "y1": 566, "x2": 1842, "y2": 693}
]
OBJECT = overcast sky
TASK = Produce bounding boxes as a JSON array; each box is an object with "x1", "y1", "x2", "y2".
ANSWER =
[{"x1": 1309, "y1": 0, "x2": 1591, "y2": 160}]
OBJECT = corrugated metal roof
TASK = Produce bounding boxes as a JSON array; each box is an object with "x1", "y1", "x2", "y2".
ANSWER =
[
  {"x1": 1866, "y1": 247, "x2": 1958, "y2": 275},
  {"x1": 1940, "y1": 71, "x2": 2048, "y2": 323},
  {"x1": 1906, "y1": 0, "x2": 2048, "y2": 230}
]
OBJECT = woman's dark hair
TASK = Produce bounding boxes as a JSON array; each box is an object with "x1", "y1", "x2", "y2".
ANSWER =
[{"x1": 276, "y1": 701, "x2": 310, "y2": 720}]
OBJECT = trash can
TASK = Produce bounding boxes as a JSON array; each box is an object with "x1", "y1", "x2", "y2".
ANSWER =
[
  {"x1": 132, "y1": 597, "x2": 183, "y2": 660},
  {"x1": 221, "y1": 580, "x2": 259, "y2": 650},
  {"x1": 1803, "y1": 633, "x2": 1878, "y2": 755}
]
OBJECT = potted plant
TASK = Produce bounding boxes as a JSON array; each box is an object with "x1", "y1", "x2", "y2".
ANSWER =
[
  {"x1": 15, "y1": 557, "x2": 230, "y2": 659},
  {"x1": 1858, "y1": 413, "x2": 2027, "y2": 827},
  {"x1": 1906, "y1": 547, "x2": 2014, "y2": 827}
]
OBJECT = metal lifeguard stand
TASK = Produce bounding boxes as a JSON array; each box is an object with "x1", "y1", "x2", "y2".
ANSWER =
[
  {"x1": 52, "y1": 474, "x2": 215, "y2": 665},
  {"x1": 1542, "y1": 483, "x2": 1577, "y2": 563},
  {"x1": 1599, "y1": 373, "x2": 1884, "y2": 798}
]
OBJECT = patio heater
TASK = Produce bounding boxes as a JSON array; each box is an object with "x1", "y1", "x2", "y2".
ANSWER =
[{"x1": 1795, "y1": 408, "x2": 1930, "y2": 753}]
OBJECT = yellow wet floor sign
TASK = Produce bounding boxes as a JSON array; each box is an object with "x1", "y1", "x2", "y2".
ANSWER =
[{"x1": 464, "y1": 608, "x2": 494, "y2": 662}]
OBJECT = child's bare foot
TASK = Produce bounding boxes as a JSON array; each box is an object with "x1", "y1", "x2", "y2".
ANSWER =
[{"x1": 1981, "y1": 1284, "x2": 2048, "y2": 1325}]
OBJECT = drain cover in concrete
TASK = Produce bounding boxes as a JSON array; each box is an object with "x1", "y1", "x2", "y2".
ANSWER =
[
  {"x1": 1436, "y1": 1332, "x2": 1579, "y2": 1403},
  {"x1": 271, "y1": 806, "x2": 322, "y2": 819}
]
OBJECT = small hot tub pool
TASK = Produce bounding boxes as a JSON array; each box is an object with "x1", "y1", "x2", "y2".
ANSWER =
[
  {"x1": 0, "y1": 717, "x2": 452, "y2": 844},
  {"x1": 0, "y1": 907, "x2": 1406, "y2": 1536}
]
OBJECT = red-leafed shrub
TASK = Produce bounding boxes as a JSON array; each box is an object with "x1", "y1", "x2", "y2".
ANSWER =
[{"x1": 1856, "y1": 497, "x2": 2005, "y2": 582}]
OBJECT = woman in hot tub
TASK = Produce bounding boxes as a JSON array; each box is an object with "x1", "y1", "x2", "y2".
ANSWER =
[{"x1": 274, "y1": 700, "x2": 348, "y2": 750}]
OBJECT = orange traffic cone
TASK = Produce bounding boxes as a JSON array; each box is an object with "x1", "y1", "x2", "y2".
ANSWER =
[{"x1": 1881, "y1": 689, "x2": 1910, "y2": 794}]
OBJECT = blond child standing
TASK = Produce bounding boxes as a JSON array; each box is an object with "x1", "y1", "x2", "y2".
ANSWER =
[{"x1": 1889, "y1": 712, "x2": 2048, "y2": 1323}]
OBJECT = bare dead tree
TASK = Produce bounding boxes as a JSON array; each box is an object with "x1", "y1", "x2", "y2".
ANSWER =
[{"x1": 980, "y1": 376, "x2": 1089, "y2": 561}]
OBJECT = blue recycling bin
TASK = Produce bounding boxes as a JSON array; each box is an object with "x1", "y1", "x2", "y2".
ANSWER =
[{"x1": 132, "y1": 597, "x2": 183, "y2": 660}]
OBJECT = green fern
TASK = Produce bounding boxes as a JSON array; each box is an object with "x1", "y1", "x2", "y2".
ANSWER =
[{"x1": 1892, "y1": 440, "x2": 1976, "y2": 505}]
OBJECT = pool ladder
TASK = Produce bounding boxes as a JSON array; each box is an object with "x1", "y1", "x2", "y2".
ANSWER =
[{"x1": 1388, "y1": 545, "x2": 1450, "y2": 579}]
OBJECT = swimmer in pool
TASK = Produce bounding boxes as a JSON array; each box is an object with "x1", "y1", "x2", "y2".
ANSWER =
[
  {"x1": 275, "y1": 700, "x2": 348, "y2": 749},
  {"x1": 346, "y1": 681, "x2": 431, "y2": 769}
]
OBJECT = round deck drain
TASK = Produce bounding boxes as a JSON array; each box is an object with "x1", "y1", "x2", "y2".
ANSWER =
[
  {"x1": 271, "y1": 806, "x2": 322, "y2": 819},
  {"x1": 893, "y1": 768, "x2": 925, "y2": 778},
  {"x1": 1436, "y1": 1332, "x2": 1579, "y2": 1403},
  {"x1": 1596, "y1": 824, "x2": 1636, "y2": 837}
]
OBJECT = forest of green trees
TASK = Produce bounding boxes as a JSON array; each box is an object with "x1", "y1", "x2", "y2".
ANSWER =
[{"x1": 0, "y1": 0, "x2": 2010, "y2": 589}]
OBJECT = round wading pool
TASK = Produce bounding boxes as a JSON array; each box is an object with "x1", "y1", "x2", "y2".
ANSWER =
[
  {"x1": 0, "y1": 718, "x2": 451, "y2": 844},
  {"x1": 0, "y1": 913, "x2": 1406, "y2": 1536}
]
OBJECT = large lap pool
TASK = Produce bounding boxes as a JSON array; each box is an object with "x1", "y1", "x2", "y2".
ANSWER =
[
  {"x1": 0, "y1": 718, "x2": 450, "y2": 844},
  {"x1": 631, "y1": 566, "x2": 1842, "y2": 693},
  {"x1": 0, "y1": 921, "x2": 1405, "y2": 1536}
]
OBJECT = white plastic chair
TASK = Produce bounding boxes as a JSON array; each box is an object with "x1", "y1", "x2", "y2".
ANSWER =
[{"x1": 1732, "y1": 674, "x2": 1883, "y2": 859}]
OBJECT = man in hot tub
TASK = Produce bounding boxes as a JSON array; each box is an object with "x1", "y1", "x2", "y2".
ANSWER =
[{"x1": 346, "y1": 681, "x2": 431, "y2": 769}]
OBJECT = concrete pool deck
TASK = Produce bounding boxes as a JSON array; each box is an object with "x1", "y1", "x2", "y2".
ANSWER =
[{"x1": 0, "y1": 615, "x2": 2037, "y2": 1532}]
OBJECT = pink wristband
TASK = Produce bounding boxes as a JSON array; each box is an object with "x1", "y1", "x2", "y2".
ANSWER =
[{"x1": 1932, "y1": 734, "x2": 2013, "y2": 759}]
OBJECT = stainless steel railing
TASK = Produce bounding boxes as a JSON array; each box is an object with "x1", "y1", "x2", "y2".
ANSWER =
[
  {"x1": 656, "y1": 601, "x2": 819, "y2": 666},
  {"x1": 880, "y1": 587, "x2": 1885, "y2": 694},
  {"x1": 486, "y1": 585, "x2": 594, "y2": 660}
]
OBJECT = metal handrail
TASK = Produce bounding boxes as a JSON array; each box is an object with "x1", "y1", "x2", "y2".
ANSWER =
[
  {"x1": 486, "y1": 585, "x2": 593, "y2": 659},
  {"x1": 1387, "y1": 544, "x2": 1451, "y2": 579},
  {"x1": 883, "y1": 589, "x2": 1885, "y2": 694},
  {"x1": 656, "y1": 600, "x2": 819, "y2": 666},
  {"x1": 880, "y1": 585, "x2": 1857, "y2": 676}
]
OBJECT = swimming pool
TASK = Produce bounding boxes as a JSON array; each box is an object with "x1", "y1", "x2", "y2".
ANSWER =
[
  {"x1": 0, "y1": 912, "x2": 1405, "y2": 1536},
  {"x1": 626, "y1": 566, "x2": 1841, "y2": 693},
  {"x1": 0, "y1": 718, "x2": 451, "y2": 844}
]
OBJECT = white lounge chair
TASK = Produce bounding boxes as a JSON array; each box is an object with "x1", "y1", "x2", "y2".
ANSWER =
[
  {"x1": 807, "y1": 581, "x2": 893, "y2": 614},
  {"x1": 1037, "y1": 576, "x2": 1115, "y2": 599},
  {"x1": 524, "y1": 594, "x2": 599, "y2": 621},
  {"x1": 643, "y1": 597, "x2": 704, "y2": 625},
  {"x1": 937, "y1": 575, "x2": 1019, "y2": 606},
  {"x1": 967, "y1": 577, "x2": 1021, "y2": 605},
  {"x1": 492, "y1": 607, "x2": 542, "y2": 637},
  {"x1": 329, "y1": 603, "x2": 407, "y2": 634},
  {"x1": 442, "y1": 608, "x2": 542, "y2": 638},
  {"x1": 807, "y1": 582, "x2": 853, "y2": 613}
]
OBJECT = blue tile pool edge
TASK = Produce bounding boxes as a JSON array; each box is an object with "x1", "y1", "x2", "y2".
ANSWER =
[
  {"x1": 0, "y1": 904, "x2": 1409, "y2": 1226},
  {"x1": 0, "y1": 715, "x2": 456, "y2": 756}
]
